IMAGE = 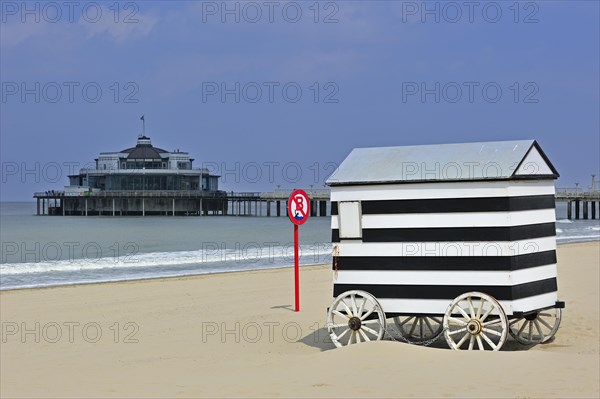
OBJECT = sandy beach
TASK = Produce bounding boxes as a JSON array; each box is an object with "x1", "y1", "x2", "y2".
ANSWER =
[{"x1": 1, "y1": 241, "x2": 598, "y2": 398}]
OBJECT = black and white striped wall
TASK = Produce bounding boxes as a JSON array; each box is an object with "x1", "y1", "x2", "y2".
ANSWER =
[{"x1": 330, "y1": 180, "x2": 558, "y2": 316}]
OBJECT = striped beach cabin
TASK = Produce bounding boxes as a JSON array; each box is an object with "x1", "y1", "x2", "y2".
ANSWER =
[{"x1": 325, "y1": 140, "x2": 564, "y2": 350}]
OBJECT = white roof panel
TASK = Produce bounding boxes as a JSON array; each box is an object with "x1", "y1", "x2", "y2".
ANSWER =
[{"x1": 326, "y1": 140, "x2": 558, "y2": 186}]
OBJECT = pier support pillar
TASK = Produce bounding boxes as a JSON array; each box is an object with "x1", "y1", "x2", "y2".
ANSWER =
[
  {"x1": 575, "y1": 200, "x2": 580, "y2": 220},
  {"x1": 85, "y1": 199, "x2": 88, "y2": 216},
  {"x1": 567, "y1": 201, "x2": 572, "y2": 219},
  {"x1": 276, "y1": 201, "x2": 281, "y2": 217},
  {"x1": 320, "y1": 201, "x2": 327, "y2": 216},
  {"x1": 285, "y1": 201, "x2": 288, "y2": 217},
  {"x1": 37, "y1": 198, "x2": 40, "y2": 215},
  {"x1": 592, "y1": 202, "x2": 597, "y2": 219},
  {"x1": 583, "y1": 201, "x2": 589, "y2": 220},
  {"x1": 267, "y1": 201, "x2": 271, "y2": 217},
  {"x1": 62, "y1": 199, "x2": 65, "y2": 216}
]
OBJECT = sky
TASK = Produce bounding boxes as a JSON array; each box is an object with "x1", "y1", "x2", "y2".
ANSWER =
[{"x1": 1, "y1": 0, "x2": 599, "y2": 200}]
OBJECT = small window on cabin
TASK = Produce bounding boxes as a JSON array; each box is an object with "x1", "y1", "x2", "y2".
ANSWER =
[{"x1": 338, "y1": 201, "x2": 362, "y2": 239}]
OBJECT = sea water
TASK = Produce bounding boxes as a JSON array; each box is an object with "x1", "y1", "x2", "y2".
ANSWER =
[
  {"x1": 1, "y1": 201, "x2": 598, "y2": 290},
  {"x1": 0, "y1": 202, "x2": 332, "y2": 289},
  {"x1": 554, "y1": 201, "x2": 600, "y2": 243}
]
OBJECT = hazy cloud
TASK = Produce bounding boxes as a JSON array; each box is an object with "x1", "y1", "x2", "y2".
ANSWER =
[{"x1": 0, "y1": 5, "x2": 157, "y2": 49}]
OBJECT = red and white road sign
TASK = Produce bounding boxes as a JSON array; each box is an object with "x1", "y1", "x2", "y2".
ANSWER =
[{"x1": 288, "y1": 189, "x2": 310, "y2": 226}]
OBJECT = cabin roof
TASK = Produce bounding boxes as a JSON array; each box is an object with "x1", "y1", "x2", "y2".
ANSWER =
[{"x1": 326, "y1": 140, "x2": 559, "y2": 186}]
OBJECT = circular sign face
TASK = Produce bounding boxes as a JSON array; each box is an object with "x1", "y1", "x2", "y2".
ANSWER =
[{"x1": 288, "y1": 189, "x2": 311, "y2": 226}]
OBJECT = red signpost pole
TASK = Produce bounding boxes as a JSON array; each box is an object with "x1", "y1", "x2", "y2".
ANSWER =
[
  {"x1": 294, "y1": 224, "x2": 299, "y2": 312},
  {"x1": 288, "y1": 189, "x2": 309, "y2": 313}
]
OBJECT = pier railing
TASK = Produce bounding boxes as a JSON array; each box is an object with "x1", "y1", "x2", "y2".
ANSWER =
[
  {"x1": 35, "y1": 190, "x2": 228, "y2": 198},
  {"x1": 34, "y1": 189, "x2": 332, "y2": 200},
  {"x1": 77, "y1": 167, "x2": 212, "y2": 175},
  {"x1": 260, "y1": 188, "x2": 331, "y2": 200},
  {"x1": 555, "y1": 188, "x2": 600, "y2": 200}
]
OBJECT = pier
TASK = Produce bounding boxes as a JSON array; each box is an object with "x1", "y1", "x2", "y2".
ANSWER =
[
  {"x1": 33, "y1": 188, "x2": 331, "y2": 217},
  {"x1": 556, "y1": 187, "x2": 600, "y2": 220}
]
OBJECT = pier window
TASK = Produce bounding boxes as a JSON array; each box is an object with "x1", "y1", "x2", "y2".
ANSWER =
[
  {"x1": 177, "y1": 161, "x2": 191, "y2": 170},
  {"x1": 85, "y1": 173, "x2": 205, "y2": 192}
]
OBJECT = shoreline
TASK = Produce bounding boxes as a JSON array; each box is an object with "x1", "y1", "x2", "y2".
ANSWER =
[
  {"x1": 0, "y1": 263, "x2": 330, "y2": 293},
  {"x1": 0, "y1": 240, "x2": 596, "y2": 293}
]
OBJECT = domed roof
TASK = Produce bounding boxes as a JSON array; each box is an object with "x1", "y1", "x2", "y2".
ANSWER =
[
  {"x1": 122, "y1": 136, "x2": 167, "y2": 159},
  {"x1": 127, "y1": 146, "x2": 164, "y2": 159}
]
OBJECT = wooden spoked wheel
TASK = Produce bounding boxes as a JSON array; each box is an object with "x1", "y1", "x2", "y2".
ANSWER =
[
  {"x1": 509, "y1": 308, "x2": 562, "y2": 345},
  {"x1": 393, "y1": 315, "x2": 443, "y2": 344},
  {"x1": 443, "y1": 292, "x2": 508, "y2": 351},
  {"x1": 327, "y1": 290, "x2": 386, "y2": 348}
]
